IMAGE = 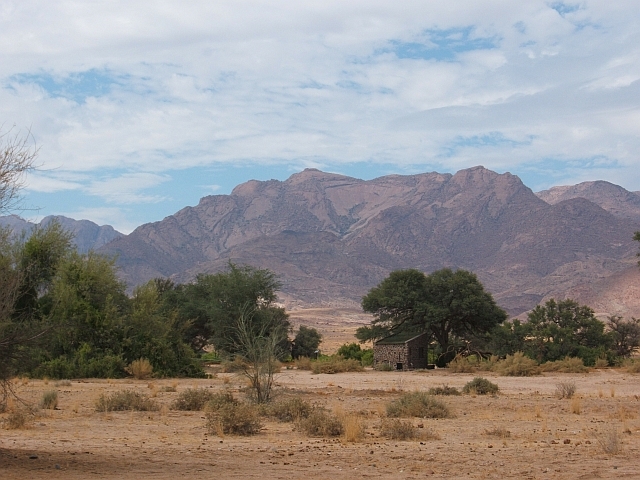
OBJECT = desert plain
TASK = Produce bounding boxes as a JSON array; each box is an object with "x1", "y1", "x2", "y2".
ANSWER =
[{"x1": 1, "y1": 365, "x2": 639, "y2": 480}]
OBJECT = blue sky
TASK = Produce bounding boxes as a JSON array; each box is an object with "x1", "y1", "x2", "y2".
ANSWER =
[{"x1": 1, "y1": 1, "x2": 639, "y2": 233}]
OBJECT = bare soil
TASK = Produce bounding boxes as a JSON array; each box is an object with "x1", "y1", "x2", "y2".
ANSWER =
[{"x1": 1, "y1": 368, "x2": 640, "y2": 479}]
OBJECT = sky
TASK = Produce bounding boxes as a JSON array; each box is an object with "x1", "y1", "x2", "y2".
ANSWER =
[{"x1": 1, "y1": 1, "x2": 639, "y2": 233}]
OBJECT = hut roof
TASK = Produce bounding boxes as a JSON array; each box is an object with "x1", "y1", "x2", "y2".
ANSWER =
[{"x1": 375, "y1": 331, "x2": 427, "y2": 345}]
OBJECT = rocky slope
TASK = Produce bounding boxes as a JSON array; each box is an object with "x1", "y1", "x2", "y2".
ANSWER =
[
  {"x1": 0, "y1": 215, "x2": 123, "y2": 253},
  {"x1": 99, "y1": 167, "x2": 640, "y2": 318}
]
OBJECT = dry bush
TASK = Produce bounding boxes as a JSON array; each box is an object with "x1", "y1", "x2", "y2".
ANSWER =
[
  {"x1": 268, "y1": 397, "x2": 312, "y2": 422},
  {"x1": 427, "y1": 384, "x2": 460, "y2": 396},
  {"x1": 40, "y1": 390, "x2": 58, "y2": 410},
  {"x1": 171, "y1": 388, "x2": 215, "y2": 411},
  {"x1": 95, "y1": 390, "x2": 158, "y2": 412},
  {"x1": 220, "y1": 357, "x2": 247, "y2": 373},
  {"x1": 571, "y1": 396, "x2": 582, "y2": 414},
  {"x1": 54, "y1": 380, "x2": 72, "y2": 387},
  {"x1": 483, "y1": 427, "x2": 511, "y2": 438},
  {"x1": 386, "y1": 392, "x2": 452, "y2": 419},
  {"x1": 311, "y1": 358, "x2": 364, "y2": 374},
  {"x1": 492, "y1": 352, "x2": 540, "y2": 376},
  {"x1": 295, "y1": 357, "x2": 313, "y2": 370},
  {"x1": 160, "y1": 385, "x2": 177, "y2": 392},
  {"x1": 596, "y1": 426, "x2": 622, "y2": 455},
  {"x1": 446, "y1": 355, "x2": 477, "y2": 373},
  {"x1": 540, "y1": 357, "x2": 588, "y2": 373},
  {"x1": 342, "y1": 414, "x2": 365, "y2": 442},
  {"x1": 206, "y1": 402, "x2": 262, "y2": 435},
  {"x1": 205, "y1": 391, "x2": 237, "y2": 411},
  {"x1": 594, "y1": 356, "x2": 609, "y2": 368},
  {"x1": 623, "y1": 359, "x2": 640, "y2": 373},
  {"x1": 462, "y1": 377, "x2": 499, "y2": 395},
  {"x1": 126, "y1": 358, "x2": 153, "y2": 380},
  {"x1": 381, "y1": 419, "x2": 418, "y2": 440},
  {"x1": 297, "y1": 409, "x2": 344, "y2": 437},
  {"x1": 555, "y1": 381, "x2": 577, "y2": 399},
  {"x1": 3, "y1": 408, "x2": 30, "y2": 430}
]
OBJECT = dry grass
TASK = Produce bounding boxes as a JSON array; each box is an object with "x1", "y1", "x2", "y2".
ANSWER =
[
  {"x1": 206, "y1": 402, "x2": 262, "y2": 436},
  {"x1": 310, "y1": 357, "x2": 363, "y2": 374},
  {"x1": 126, "y1": 358, "x2": 154, "y2": 380},
  {"x1": 386, "y1": 391, "x2": 452, "y2": 418},
  {"x1": 341, "y1": 414, "x2": 365, "y2": 442},
  {"x1": 483, "y1": 427, "x2": 511, "y2": 438},
  {"x1": 40, "y1": 390, "x2": 58, "y2": 410},
  {"x1": 570, "y1": 396, "x2": 582, "y2": 414},
  {"x1": 492, "y1": 352, "x2": 540, "y2": 376},
  {"x1": 297, "y1": 409, "x2": 344, "y2": 437},
  {"x1": 427, "y1": 384, "x2": 460, "y2": 396},
  {"x1": 95, "y1": 390, "x2": 158, "y2": 412},
  {"x1": 624, "y1": 359, "x2": 640, "y2": 373},
  {"x1": 541, "y1": 357, "x2": 588, "y2": 373},
  {"x1": 54, "y1": 380, "x2": 72, "y2": 387},
  {"x1": 171, "y1": 388, "x2": 214, "y2": 411},
  {"x1": 446, "y1": 355, "x2": 477, "y2": 373},
  {"x1": 3, "y1": 409, "x2": 29, "y2": 429},
  {"x1": 268, "y1": 397, "x2": 312, "y2": 422}
]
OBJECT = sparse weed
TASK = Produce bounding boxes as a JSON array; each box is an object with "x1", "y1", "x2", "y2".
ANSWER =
[
  {"x1": 462, "y1": 377, "x2": 499, "y2": 395},
  {"x1": 556, "y1": 381, "x2": 577, "y2": 399},
  {"x1": 40, "y1": 390, "x2": 58, "y2": 410},
  {"x1": 171, "y1": 388, "x2": 214, "y2": 411},
  {"x1": 427, "y1": 384, "x2": 460, "y2": 396},
  {"x1": 386, "y1": 391, "x2": 451, "y2": 418},
  {"x1": 95, "y1": 390, "x2": 158, "y2": 412},
  {"x1": 483, "y1": 427, "x2": 511, "y2": 438},
  {"x1": 126, "y1": 358, "x2": 154, "y2": 380},
  {"x1": 596, "y1": 426, "x2": 622, "y2": 455}
]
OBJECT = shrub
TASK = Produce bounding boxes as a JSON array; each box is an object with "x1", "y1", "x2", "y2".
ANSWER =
[
  {"x1": 3, "y1": 410, "x2": 29, "y2": 429},
  {"x1": 446, "y1": 355, "x2": 477, "y2": 373},
  {"x1": 297, "y1": 409, "x2": 344, "y2": 437},
  {"x1": 596, "y1": 426, "x2": 622, "y2": 455},
  {"x1": 540, "y1": 357, "x2": 589, "y2": 373},
  {"x1": 427, "y1": 384, "x2": 460, "y2": 396},
  {"x1": 206, "y1": 403, "x2": 262, "y2": 435},
  {"x1": 386, "y1": 392, "x2": 451, "y2": 418},
  {"x1": 295, "y1": 357, "x2": 313, "y2": 370},
  {"x1": 624, "y1": 359, "x2": 640, "y2": 373},
  {"x1": 462, "y1": 377, "x2": 499, "y2": 395},
  {"x1": 40, "y1": 390, "x2": 58, "y2": 410},
  {"x1": 381, "y1": 419, "x2": 417, "y2": 440},
  {"x1": 95, "y1": 390, "x2": 158, "y2": 412},
  {"x1": 172, "y1": 388, "x2": 214, "y2": 411},
  {"x1": 268, "y1": 397, "x2": 312, "y2": 422},
  {"x1": 555, "y1": 381, "x2": 577, "y2": 399},
  {"x1": 126, "y1": 358, "x2": 153, "y2": 380},
  {"x1": 220, "y1": 357, "x2": 247, "y2": 373},
  {"x1": 205, "y1": 392, "x2": 237, "y2": 411},
  {"x1": 493, "y1": 352, "x2": 540, "y2": 376},
  {"x1": 310, "y1": 357, "x2": 364, "y2": 374}
]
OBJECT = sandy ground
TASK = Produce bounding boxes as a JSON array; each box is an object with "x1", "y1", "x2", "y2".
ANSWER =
[{"x1": 1, "y1": 368, "x2": 640, "y2": 479}]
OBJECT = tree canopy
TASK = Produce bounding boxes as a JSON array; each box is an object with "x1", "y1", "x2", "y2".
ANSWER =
[{"x1": 357, "y1": 268, "x2": 506, "y2": 366}]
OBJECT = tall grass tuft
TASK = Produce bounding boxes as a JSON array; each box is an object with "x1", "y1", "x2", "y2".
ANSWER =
[
  {"x1": 126, "y1": 358, "x2": 154, "y2": 380},
  {"x1": 40, "y1": 390, "x2": 58, "y2": 410}
]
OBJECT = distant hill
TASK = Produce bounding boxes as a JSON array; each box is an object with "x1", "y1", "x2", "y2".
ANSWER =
[
  {"x1": 98, "y1": 166, "x2": 640, "y2": 318},
  {"x1": 0, "y1": 215, "x2": 123, "y2": 253}
]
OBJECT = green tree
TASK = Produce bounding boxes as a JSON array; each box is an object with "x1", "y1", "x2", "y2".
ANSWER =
[
  {"x1": 635, "y1": 231, "x2": 640, "y2": 266},
  {"x1": 291, "y1": 325, "x2": 322, "y2": 358},
  {"x1": 167, "y1": 263, "x2": 290, "y2": 355},
  {"x1": 523, "y1": 299, "x2": 611, "y2": 366},
  {"x1": 358, "y1": 268, "x2": 506, "y2": 366},
  {"x1": 607, "y1": 315, "x2": 640, "y2": 358}
]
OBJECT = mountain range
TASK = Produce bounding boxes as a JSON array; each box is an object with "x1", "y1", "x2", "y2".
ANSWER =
[{"x1": 87, "y1": 166, "x2": 640, "y2": 319}]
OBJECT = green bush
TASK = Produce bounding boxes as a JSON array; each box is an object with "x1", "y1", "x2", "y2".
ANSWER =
[
  {"x1": 171, "y1": 388, "x2": 215, "y2": 411},
  {"x1": 206, "y1": 402, "x2": 262, "y2": 435},
  {"x1": 95, "y1": 390, "x2": 158, "y2": 412},
  {"x1": 386, "y1": 392, "x2": 451, "y2": 418},
  {"x1": 297, "y1": 409, "x2": 344, "y2": 437},
  {"x1": 493, "y1": 352, "x2": 540, "y2": 376},
  {"x1": 462, "y1": 377, "x2": 499, "y2": 395}
]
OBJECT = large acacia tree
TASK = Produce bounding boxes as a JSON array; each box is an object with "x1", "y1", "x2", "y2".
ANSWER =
[{"x1": 357, "y1": 268, "x2": 506, "y2": 366}]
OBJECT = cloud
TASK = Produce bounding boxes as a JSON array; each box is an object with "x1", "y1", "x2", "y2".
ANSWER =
[{"x1": 0, "y1": 1, "x2": 638, "y2": 230}]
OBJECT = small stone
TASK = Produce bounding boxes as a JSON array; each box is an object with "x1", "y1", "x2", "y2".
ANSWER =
[
  {"x1": 55, "y1": 465, "x2": 61, "y2": 470},
  {"x1": 563, "y1": 439, "x2": 571, "y2": 444},
  {"x1": 29, "y1": 455, "x2": 38, "y2": 460}
]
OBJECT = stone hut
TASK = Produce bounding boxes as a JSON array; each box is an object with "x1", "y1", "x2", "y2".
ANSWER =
[{"x1": 373, "y1": 332, "x2": 430, "y2": 370}]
